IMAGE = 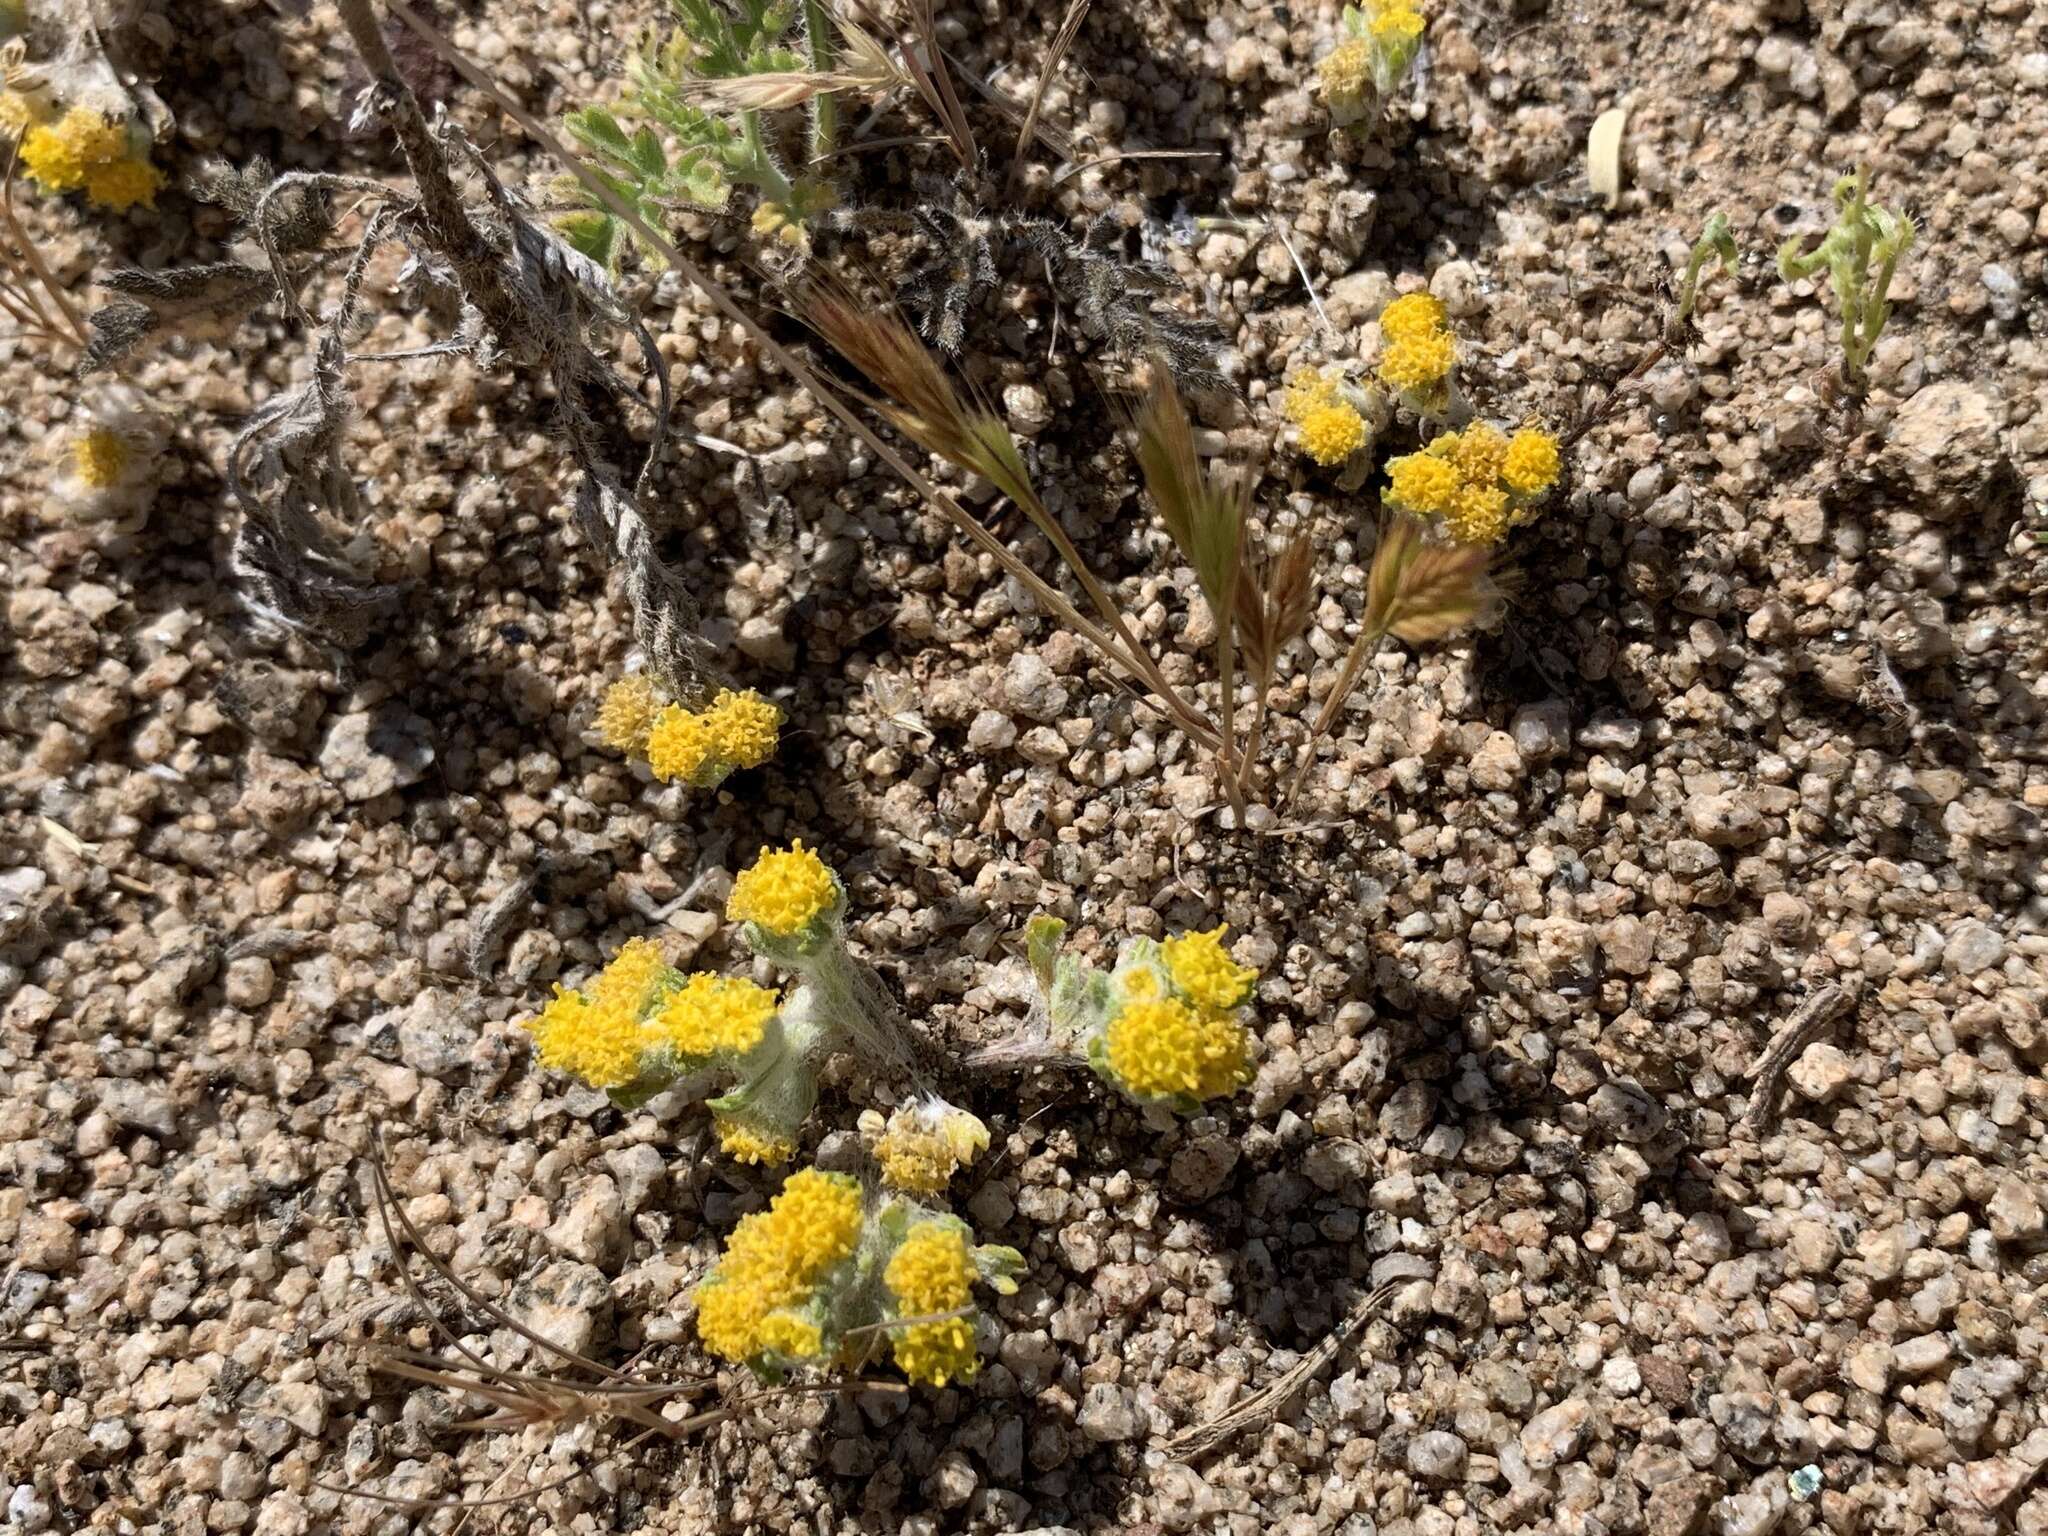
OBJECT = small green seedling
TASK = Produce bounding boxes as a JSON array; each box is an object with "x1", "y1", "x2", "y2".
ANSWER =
[
  {"x1": 1777, "y1": 168, "x2": 1915, "y2": 397},
  {"x1": 1665, "y1": 210, "x2": 1738, "y2": 344},
  {"x1": 563, "y1": 0, "x2": 894, "y2": 259}
]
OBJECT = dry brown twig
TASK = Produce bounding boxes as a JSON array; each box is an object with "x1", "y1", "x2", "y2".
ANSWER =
[
  {"x1": 1741, "y1": 983, "x2": 1857, "y2": 1133},
  {"x1": 1164, "y1": 1279, "x2": 1403, "y2": 1461},
  {"x1": 0, "y1": 136, "x2": 90, "y2": 355},
  {"x1": 1008, "y1": 0, "x2": 1090, "y2": 192}
]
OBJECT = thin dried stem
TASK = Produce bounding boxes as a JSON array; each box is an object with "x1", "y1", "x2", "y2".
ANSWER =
[
  {"x1": 1009, "y1": 0, "x2": 1090, "y2": 191},
  {"x1": 379, "y1": 0, "x2": 1221, "y2": 755},
  {"x1": 0, "y1": 151, "x2": 89, "y2": 353},
  {"x1": 1742, "y1": 984, "x2": 1856, "y2": 1133}
]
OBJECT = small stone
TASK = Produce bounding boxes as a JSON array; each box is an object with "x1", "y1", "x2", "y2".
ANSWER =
[
  {"x1": 1520, "y1": 1398, "x2": 1590, "y2": 1471},
  {"x1": 1895, "y1": 1334, "x2": 1952, "y2": 1378},
  {"x1": 1076, "y1": 1382, "x2": 1139, "y2": 1442},
  {"x1": 1942, "y1": 920, "x2": 2005, "y2": 977},
  {"x1": 546, "y1": 1176, "x2": 627, "y2": 1269},
  {"x1": 967, "y1": 709, "x2": 1018, "y2": 752},
  {"x1": 1004, "y1": 654, "x2": 1069, "y2": 722},
  {"x1": 516, "y1": 1260, "x2": 613, "y2": 1360},
  {"x1": 1603, "y1": 1358, "x2": 1642, "y2": 1395},
  {"x1": 1408, "y1": 1430, "x2": 1468, "y2": 1479},
  {"x1": 1787, "y1": 1043, "x2": 1853, "y2": 1103},
  {"x1": 1511, "y1": 701, "x2": 1570, "y2": 762},
  {"x1": 1646, "y1": 1475, "x2": 1717, "y2": 1536},
  {"x1": 18, "y1": 1211, "x2": 79, "y2": 1273},
  {"x1": 1952, "y1": 1457, "x2": 2029, "y2": 1512},
  {"x1": 1845, "y1": 1341, "x2": 1893, "y2": 1394},
  {"x1": 1686, "y1": 791, "x2": 1765, "y2": 847},
  {"x1": 98, "y1": 1079, "x2": 177, "y2": 1139},
  {"x1": 318, "y1": 706, "x2": 436, "y2": 802},
  {"x1": 1469, "y1": 731, "x2": 1524, "y2": 792},
  {"x1": 1987, "y1": 1178, "x2": 2045, "y2": 1244}
]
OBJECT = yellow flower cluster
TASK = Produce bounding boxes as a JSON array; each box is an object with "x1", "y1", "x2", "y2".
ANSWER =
[
  {"x1": 11, "y1": 103, "x2": 162, "y2": 212},
  {"x1": 884, "y1": 1222, "x2": 979, "y2": 1387},
  {"x1": 524, "y1": 937, "x2": 671, "y2": 1089},
  {"x1": 1377, "y1": 292, "x2": 1457, "y2": 404},
  {"x1": 715, "y1": 1113, "x2": 798, "y2": 1166},
  {"x1": 1384, "y1": 422, "x2": 1562, "y2": 546},
  {"x1": 596, "y1": 674, "x2": 661, "y2": 753},
  {"x1": 1369, "y1": 0, "x2": 1425, "y2": 46},
  {"x1": 72, "y1": 428, "x2": 131, "y2": 491},
  {"x1": 1317, "y1": 38, "x2": 1373, "y2": 102},
  {"x1": 872, "y1": 1097, "x2": 991, "y2": 1194},
  {"x1": 1104, "y1": 997, "x2": 1254, "y2": 1104},
  {"x1": 655, "y1": 972, "x2": 777, "y2": 1059},
  {"x1": 642, "y1": 688, "x2": 783, "y2": 787},
  {"x1": 728, "y1": 841, "x2": 841, "y2": 938},
  {"x1": 1161, "y1": 926, "x2": 1260, "y2": 1011},
  {"x1": 694, "y1": 1168, "x2": 864, "y2": 1365},
  {"x1": 1281, "y1": 369, "x2": 1368, "y2": 468}
]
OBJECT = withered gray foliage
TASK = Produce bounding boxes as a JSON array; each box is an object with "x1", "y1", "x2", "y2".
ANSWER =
[{"x1": 83, "y1": 79, "x2": 713, "y2": 696}]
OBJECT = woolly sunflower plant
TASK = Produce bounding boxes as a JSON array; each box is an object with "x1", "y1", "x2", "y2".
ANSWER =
[{"x1": 692, "y1": 1165, "x2": 1022, "y2": 1387}]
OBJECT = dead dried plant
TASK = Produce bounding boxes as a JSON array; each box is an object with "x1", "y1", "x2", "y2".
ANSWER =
[
  {"x1": 0, "y1": 139, "x2": 89, "y2": 356},
  {"x1": 1007, "y1": 0, "x2": 1090, "y2": 190},
  {"x1": 800, "y1": 278, "x2": 1220, "y2": 751}
]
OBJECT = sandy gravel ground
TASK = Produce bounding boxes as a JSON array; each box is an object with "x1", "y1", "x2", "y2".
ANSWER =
[{"x1": 3, "y1": 0, "x2": 2046, "y2": 1533}]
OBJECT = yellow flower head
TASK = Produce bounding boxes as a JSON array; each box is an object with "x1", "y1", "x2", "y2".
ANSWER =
[
  {"x1": 728, "y1": 841, "x2": 840, "y2": 938},
  {"x1": 701, "y1": 688, "x2": 782, "y2": 770},
  {"x1": 1379, "y1": 329, "x2": 1456, "y2": 394},
  {"x1": 1161, "y1": 926, "x2": 1259, "y2": 1011},
  {"x1": 19, "y1": 106, "x2": 130, "y2": 192},
  {"x1": 1369, "y1": 0, "x2": 1425, "y2": 46},
  {"x1": 1298, "y1": 402, "x2": 1367, "y2": 467},
  {"x1": 1385, "y1": 450, "x2": 1461, "y2": 517},
  {"x1": 1282, "y1": 368, "x2": 1342, "y2": 424},
  {"x1": 754, "y1": 1310, "x2": 823, "y2": 1359},
  {"x1": 1444, "y1": 482, "x2": 1511, "y2": 546},
  {"x1": 597, "y1": 674, "x2": 663, "y2": 753},
  {"x1": 646, "y1": 703, "x2": 718, "y2": 785},
  {"x1": 1379, "y1": 292, "x2": 1446, "y2": 344},
  {"x1": 1318, "y1": 38, "x2": 1373, "y2": 102},
  {"x1": 72, "y1": 428, "x2": 131, "y2": 491},
  {"x1": 693, "y1": 1167, "x2": 863, "y2": 1364},
  {"x1": 714, "y1": 1112, "x2": 797, "y2": 1166},
  {"x1": 1502, "y1": 429, "x2": 1561, "y2": 497},
  {"x1": 873, "y1": 1097, "x2": 990, "y2": 1194},
  {"x1": 84, "y1": 156, "x2": 161, "y2": 212},
  {"x1": 1105, "y1": 997, "x2": 1253, "y2": 1104},
  {"x1": 656, "y1": 972, "x2": 779, "y2": 1060},
  {"x1": 885, "y1": 1222, "x2": 979, "y2": 1386},
  {"x1": 589, "y1": 936, "x2": 669, "y2": 1014},
  {"x1": 526, "y1": 984, "x2": 649, "y2": 1090},
  {"x1": 1439, "y1": 420, "x2": 1507, "y2": 482}
]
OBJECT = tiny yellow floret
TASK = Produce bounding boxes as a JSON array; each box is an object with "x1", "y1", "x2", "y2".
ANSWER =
[
  {"x1": 1318, "y1": 38, "x2": 1373, "y2": 102},
  {"x1": 645, "y1": 702, "x2": 718, "y2": 784},
  {"x1": 1105, "y1": 997, "x2": 1253, "y2": 1103},
  {"x1": 72, "y1": 428, "x2": 131, "y2": 491},
  {"x1": 715, "y1": 1113, "x2": 797, "y2": 1166},
  {"x1": 84, "y1": 156, "x2": 161, "y2": 212},
  {"x1": 692, "y1": 1167, "x2": 863, "y2": 1364},
  {"x1": 727, "y1": 840, "x2": 840, "y2": 937},
  {"x1": 657, "y1": 972, "x2": 778, "y2": 1060},
  {"x1": 1378, "y1": 292, "x2": 1446, "y2": 344},
  {"x1": 754, "y1": 1311, "x2": 823, "y2": 1359},
  {"x1": 1501, "y1": 429, "x2": 1561, "y2": 496},
  {"x1": 20, "y1": 106, "x2": 131, "y2": 193},
  {"x1": 1282, "y1": 368, "x2": 1341, "y2": 424},
  {"x1": 1441, "y1": 420, "x2": 1507, "y2": 482},
  {"x1": 1298, "y1": 402, "x2": 1367, "y2": 467},
  {"x1": 1378, "y1": 329, "x2": 1456, "y2": 393},
  {"x1": 701, "y1": 688, "x2": 782, "y2": 769},
  {"x1": 1370, "y1": 0, "x2": 1425, "y2": 46},
  {"x1": 885, "y1": 1222, "x2": 979, "y2": 1386},
  {"x1": 874, "y1": 1098, "x2": 990, "y2": 1194},
  {"x1": 1444, "y1": 482, "x2": 1511, "y2": 546},
  {"x1": 526, "y1": 984, "x2": 649, "y2": 1090},
  {"x1": 1385, "y1": 451, "x2": 1461, "y2": 517},
  {"x1": 1162, "y1": 926, "x2": 1259, "y2": 1011},
  {"x1": 597, "y1": 674, "x2": 662, "y2": 753},
  {"x1": 588, "y1": 936, "x2": 669, "y2": 1013}
]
